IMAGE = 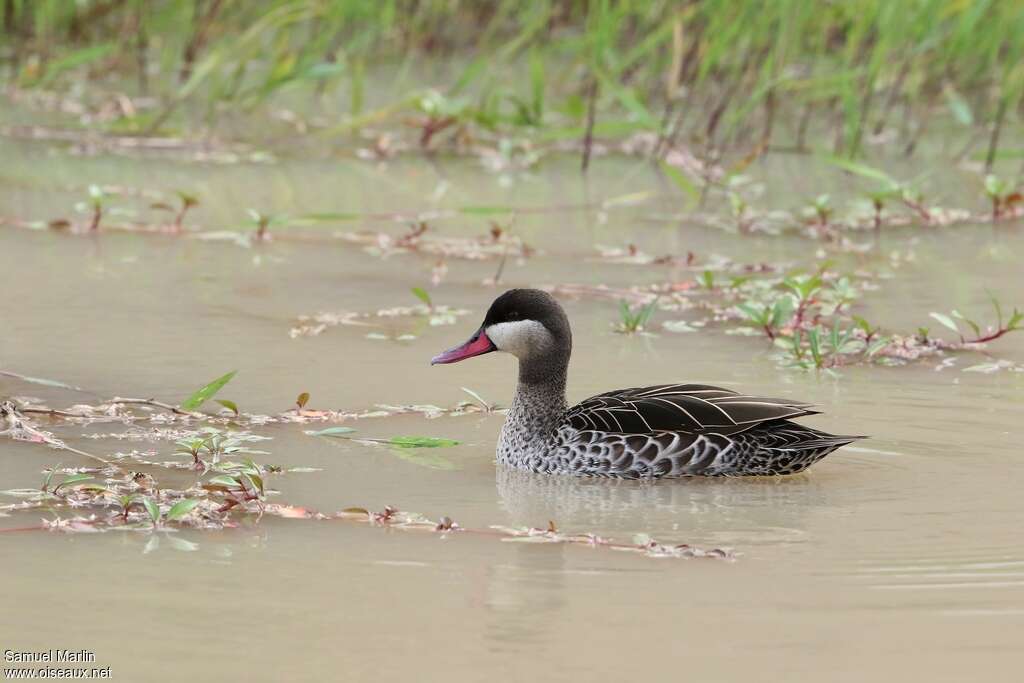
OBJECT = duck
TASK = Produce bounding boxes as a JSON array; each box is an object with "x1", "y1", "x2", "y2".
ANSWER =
[{"x1": 432, "y1": 289, "x2": 863, "y2": 478}]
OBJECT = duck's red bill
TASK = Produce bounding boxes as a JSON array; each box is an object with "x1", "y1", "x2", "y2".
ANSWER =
[{"x1": 431, "y1": 329, "x2": 495, "y2": 365}]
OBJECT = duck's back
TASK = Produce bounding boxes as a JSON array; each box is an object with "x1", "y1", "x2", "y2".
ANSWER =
[{"x1": 539, "y1": 383, "x2": 861, "y2": 477}]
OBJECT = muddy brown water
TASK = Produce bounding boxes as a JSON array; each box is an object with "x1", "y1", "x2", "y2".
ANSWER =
[{"x1": 2, "y1": 136, "x2": 1023, "y2": 682}]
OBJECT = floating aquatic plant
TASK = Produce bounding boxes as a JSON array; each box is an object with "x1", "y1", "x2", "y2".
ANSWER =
[
  {"x1": 2, "y1": 404, "x2": 726, "y2": 560},
  {"x1": 150, "y1": 190, "x2": 199, "y2": 232},
  {"x1": 615, "y1": 299, "x2": 658, "y2": 334},
  {"x1": 181, "y1": 371, "x2": 237, "y2": 412}
]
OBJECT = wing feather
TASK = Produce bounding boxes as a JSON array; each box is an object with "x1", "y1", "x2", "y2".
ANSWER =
[{"x1": 566, "y1": 383, "x2": 817, "y2": 436}]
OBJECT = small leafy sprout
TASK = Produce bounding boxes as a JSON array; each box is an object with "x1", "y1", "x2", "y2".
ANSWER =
[
  {"x1": 825, "y1": 157, "x2": 926, "y2": 224},
  {"x1": 803, "y1": 194, "x2": 833, "y2": 235},
  {"x1": 181, "y1": 370, "x2": 237, "y2": 411},
  {"x1": 983, "y1": 174, "x2": 1022, "y2": 222},
  {"x1": 411, "y1": 287, "x2": 433, "y2": 310},
  {"x1": 414, "y1": 90, "x2": 465, "y2": 148},
  {"x1": 727, "y1": 191, "x2": 751, "y2": 233},
  {"x1": 117, "y1": 494, "x2": 139, "y2": 523},
  {"x1": 175, "y1": 436, "x2": 211, "y2": 468},
  {"x1": 40, "y1": 464, "x2": 61, "y2": 494},
  {"x1": 174, "y1": 191, "x2": 199, "y2": 231},
  {"x1": 616, "y1": 299, "x2": 658, "y2": 333},
  {"x1": 84, "y1": 185, "x2": 106, "y2": 232},
  {"x1": 866, "y1": 187, "x2": 901, "y2": 232},
  {"x1": 900, "y1": 186, "x2": 932, "y2": 222},
  {"x1": 142, "y1": 497, "x2": 160, "y2": 526},
  {"x1": 295, "y1": 392, "x2": 310, "y2": 411},
  {"x1": 700, "y1": 271, "x2": 715, "y2": 290},
  {"x1": 930, "y1": 294, "x2": 1023, "y2": 344},
  {"x1": 174, "y1": 430, "x2": 243, "y2": 468},
  {"x1": 201, "y1": 433, "x2": 243, "y2": 464},
  {"x1": 203, "y1": 465, "x2": 265, "y2": 511},
  {"x1": 737, "y1": 297, "x2": 793, "y2": 341},
  {"x1": 151, "y1": 191, "x2": 199, "y2": 232},
  {"x1": 247, "y1": 210, "x2": 287, "y2": 241}
]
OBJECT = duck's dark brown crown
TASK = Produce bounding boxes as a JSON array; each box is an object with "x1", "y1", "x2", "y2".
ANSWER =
[{"x1": 483, "y1": 289, "x2": 572, "y2": 348}]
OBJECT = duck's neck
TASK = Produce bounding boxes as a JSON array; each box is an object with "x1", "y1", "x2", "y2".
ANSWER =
[
  {"x1": 511, "y1": 372, "x2": 567, "y2": 428},
  {"x1": 499, "y1": 356, "x2": 573, "y2": 466}
]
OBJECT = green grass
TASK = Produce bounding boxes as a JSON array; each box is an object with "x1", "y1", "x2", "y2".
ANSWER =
[{"x1": 2, "y1": 1, "x2": 1023, "y2": 162}]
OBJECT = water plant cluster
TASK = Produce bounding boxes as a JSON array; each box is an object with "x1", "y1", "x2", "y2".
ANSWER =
[
  {"x1": 0, "y1": 379, "x2": 731, "y2": 560},
  {"x1": 570, "y1": 257, "x2": 1023, "y2": 374},
  {"x1": 3, "y1": 1, "x2": 1024, "y2": 167}
]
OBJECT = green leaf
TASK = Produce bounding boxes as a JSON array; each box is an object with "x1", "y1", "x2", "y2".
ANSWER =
[
  {"x1": 929, "y1": 313, "x2": 960, "y2": 334},
  {"x1": 181, "y1": 371, "x2": 237, "y2": 411},
  {"x1": 388, "y1": 436, "x2": 460, "y2": 449},
  {"x1": 807, "y1": 327, "x2": 823, "y2": 367},
  {"x1": 295, "y1": 392, "x2": 310, "y2": 409},
  {"x1": 866, "y1": 337, "x2": 890, "y2": 358},
  {"x1": 306, "y1": 427, "x2": 356, "y2": 437},
  {"x1": 769, "y1": 296, "x2": 795, "y2": 328},
  {"x1": 852, "y1": 315, "x2": 875, "y2": 335},
  {"x1": 244, "y1": 473, "x2": 265, "y2": 495},
  {"x1": 736, "y1": 302, "x2": 767, "y2": 325},
  {"x1": 411, "y1": 287, "x2": 432, "y2": 308},
  {"x1": 206, "y1": 475, "x2": 240, "y2": 487},
  {"x1": 822, "y1": 155, "x2": 900, "y2": 189},
  {"x1": 984, "y1": 174, "x2": 1006, "y2": 197},
  {"x1": 142, "y1": 497, "x2": 160, "y2": 523},
  {"x1": 41, "y1": 464, "x2": 61, "y2": 492},
  {"x1": 951, "y1": 310, "x2": 981, "y2": 338},
  {"x1": 944, "y1": 88, "x2": 974, "y2": 126},
  {"x1": 1007, "y1": 310, "x2": 1023, "y2": 330},
  {"x1": 35, "y1": 42, "x2": 116, "y2": 87},
  {"x1": 166, "y1": 499, "x2": 200, "y2": 521},
  {"x1": 304, "y1": 61, "x2": 345, "y2": 79},
  {"x1": 54, "y1": 474, "x2": 93, "y2": 491},
  {"x1": 636, "y1": 301, "x2": 657, "y2": 328},
  {"x1": 215, "y1": 399, "x2": 239, "y2": 415},
  {"x1": 658, "y1": 161, "x2": 700, "y2": 204}
]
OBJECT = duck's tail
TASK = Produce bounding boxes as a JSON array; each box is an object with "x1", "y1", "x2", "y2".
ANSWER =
[{"x1": 734, "y1": 422, "x2": 866, "y2": 475}]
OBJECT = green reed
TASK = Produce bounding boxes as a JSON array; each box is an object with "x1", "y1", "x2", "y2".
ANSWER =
[{"x1": 2, "y1": 0, "x2": 1023, "y2": 161}]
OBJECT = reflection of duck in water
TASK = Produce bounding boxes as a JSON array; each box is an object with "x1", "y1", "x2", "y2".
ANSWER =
[
  {"x1": 495, "y1": 466, "x2": 830, "y2": 540},
  {"x1": 433, "y1": 289, "x2": 863, "y2": 477}
]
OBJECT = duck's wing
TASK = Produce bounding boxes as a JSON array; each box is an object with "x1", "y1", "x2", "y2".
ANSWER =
[{"x1": 565, "y1": 383, "x2": 818, "y2": 436}]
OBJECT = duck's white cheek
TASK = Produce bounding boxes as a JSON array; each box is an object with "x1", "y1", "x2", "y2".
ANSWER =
[{"x1": 486, "y1": 320, "x2": 551, "y2": 358}]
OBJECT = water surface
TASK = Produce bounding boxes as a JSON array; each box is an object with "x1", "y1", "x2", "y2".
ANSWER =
[{"x1": 2, "y1": 136, "x2": 1023, "y2": 682}]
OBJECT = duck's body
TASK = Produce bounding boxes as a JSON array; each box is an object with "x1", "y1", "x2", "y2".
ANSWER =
[{"x1": 434, "y1": 289, "x2": 862, "y2": 478}]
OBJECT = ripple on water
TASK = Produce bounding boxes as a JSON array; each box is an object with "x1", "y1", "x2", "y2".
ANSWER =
[{"x1": 852, "y1": 553, "x2": 1024, "y2": 593}]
